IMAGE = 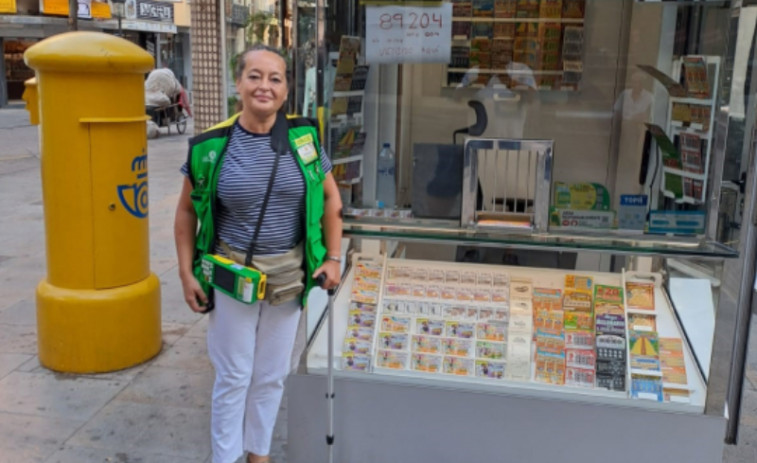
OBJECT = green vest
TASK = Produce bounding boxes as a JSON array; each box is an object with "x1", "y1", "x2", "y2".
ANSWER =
[{"x1": 186, "y1": 112, "x2": 328, "y2": 306}]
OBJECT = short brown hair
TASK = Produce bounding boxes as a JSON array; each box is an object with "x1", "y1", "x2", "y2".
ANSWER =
[{"x1": 234, "y1": 44, "x2": 291, "y2": 83}]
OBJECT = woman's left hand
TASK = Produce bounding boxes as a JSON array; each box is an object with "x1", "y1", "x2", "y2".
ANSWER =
[{"x1": 313, "y1": 260, "x2": 341, "y2": 290}]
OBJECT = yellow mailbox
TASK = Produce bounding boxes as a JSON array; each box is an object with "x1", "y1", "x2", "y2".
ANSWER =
[
  {"x1": 22, "y1": 78, "x2": 38, "y2": 126},
  {"x1": 24, "y1": 32, "x2": 161, "y2": 373}
]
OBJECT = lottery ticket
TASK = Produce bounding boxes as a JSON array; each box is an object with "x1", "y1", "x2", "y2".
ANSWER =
[
  {"x1": 566, "y1": 348, "x2": 596, "y2": 369},
  {"x1": 410, "y1": 267, "x2": 428, "y2": 281},
  {"x1": 492, "y1": 288, "x2": 509, "y2": 304},
  {"x1": 476, "y1": 360, "x2": 506, "y2": 379},
  {"x1": 461, "y1": 270, "x2": 477, "y2": 285},
  {"x1": 564, "y1": 309, "x2": 593, "y2": 331},
  {"x1": 411, "y1": 353, "x2": 443, "y2": 373},
  {"x1": 446, "y1": 321, "x2": 475, "y2": 339},
  {"x1": 444, "y1": 338, "x2": 474, "y2": 357},
  {"x1": 412, "y1": 334, "x2": 442, "y2": 354},
  {"x1": 476, "y1": 341, "x2": 507, "y2": 360},
  {"x1": 380, "y1": 315, "x2": 411, "y2": 333},
  {"x1": 473, "y1": 288, "x2": 492, "y2": 303},
  {"x1": 376, "y1": 350, "x2": 409, "y2": 370},
  {"x1": 342, "y1": 352, "x2": 370, "y2": 371},
  {"x1": 477, "y1": 272, "x2": 493, "y2": 287},
  {"x1": 386, "y1": 265, "x2": 412, "y2": 281},
  {"x1": 565, "y1": 274, "x2": 593, "y2": 292},
  {"x1": 426, "y1": 285, "x2": 442, "y2": 299},
  {"x1": 345, "y1": 325, "x2": 374, "y2": 341},
  {"x1": 566, "y1": 366, "x2": 595, "y2": 388},
  {"x1": 350, "y1": 301, "x2": 377, "y2": 313},
  {"x1": 476, "y1": 321, "x2": 507, "y2": 341},
  {"x1": 348, "y1": 310, "x2": 375, "y2": 328},
  {"x1": 594, "y1": 284, "x2": 623, "y2": 304},
  {"x1": 565, "y1": 329, "x2": 594, "y2": 349},
  {"x1": 626, "y1": 281, "x2": 655, "y2": 311},
  {"x1": 455, "y1": 288, "x2": 475, "y2": 302},
  {"x1": 510, "y1": 279, "x2": 533, "y2": 300},
  {"x1": 445, "y1": 270, "x2": 461, "y2": 284},
  {"x1": 343, "y1": 338, "x2": 372, "y2": 355},
  {"x1": 443, "y1": 356, "x2": 474, "y2": 376},
  {"x1": 411, "y1": 284, "x2": 427, "y2": 298},
  {"x1": 377, "y1": 332, "x2": 409, "y2": 350},
  {"x1": 534, "y1": 349, "x2": 566, "y2": 385},
  {"x1": 628, "y1": 313, "x2": 657, "y2": 332},
  {"x1": 416, "y1": 318, "x2": 445, "y2": 336},
  {"x1": 563, "y1": 289, "x2": 593, "y2": 311},
  {"x1": 429, "y1": 268, "x2": 445, "y2": 283},
  {"x1": 492, "y1": 272, "x2": 510, "y2": 288}
]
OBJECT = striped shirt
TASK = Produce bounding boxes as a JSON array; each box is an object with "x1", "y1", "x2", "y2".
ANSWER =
[{"x1": 182, "y1": 121, "x2": 332, "y2": 256}]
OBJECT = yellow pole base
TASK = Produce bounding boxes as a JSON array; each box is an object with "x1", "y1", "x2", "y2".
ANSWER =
[{"x1": 36, "y1": 273, "x2": 162, "y2": 373}]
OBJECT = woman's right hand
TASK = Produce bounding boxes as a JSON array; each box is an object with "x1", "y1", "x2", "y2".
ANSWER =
[{"x1": 181, "y1": 274, "x2": 208, "y2": 313}]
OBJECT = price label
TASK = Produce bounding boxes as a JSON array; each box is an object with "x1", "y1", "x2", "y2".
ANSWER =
[{"x1": 366, "y1": 4, "x2": 451, "y2": 64}]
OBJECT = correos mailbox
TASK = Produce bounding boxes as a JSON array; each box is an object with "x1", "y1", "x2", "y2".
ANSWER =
[{"x1": 24, "y1": 32, "x2": 161, "y2": 373}]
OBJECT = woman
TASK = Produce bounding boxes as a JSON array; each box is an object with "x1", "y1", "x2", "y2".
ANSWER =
[{"x1": 174, "y1": 44, "x2": 342, "y2": 463}]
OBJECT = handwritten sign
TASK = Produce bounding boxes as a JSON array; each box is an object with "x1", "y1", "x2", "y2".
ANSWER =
[{"x1": 366, "y1": 4, "x2": 451, "y2": 64}]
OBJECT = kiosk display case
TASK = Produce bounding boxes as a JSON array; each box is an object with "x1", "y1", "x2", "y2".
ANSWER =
[{"x1": 287, "y1": 1, "x2": 757, "y2": 461}]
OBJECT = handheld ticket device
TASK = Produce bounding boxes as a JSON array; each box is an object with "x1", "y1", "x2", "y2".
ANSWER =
[{"x1": 201, "y1": 254, "x2": 267, "y2": 304}]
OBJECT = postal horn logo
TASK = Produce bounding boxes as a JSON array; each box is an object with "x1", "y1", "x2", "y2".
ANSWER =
[{"x1": 118, "y1": 154, "x2": 149, "y2": 218}]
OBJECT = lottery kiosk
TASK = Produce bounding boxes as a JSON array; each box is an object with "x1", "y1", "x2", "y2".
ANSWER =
[{"x1": 286, "y1": 1, "x2": 757, "y2": 461}]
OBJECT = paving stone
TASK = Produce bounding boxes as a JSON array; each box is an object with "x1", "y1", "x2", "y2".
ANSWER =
[
  {"x1": 116, "y1": 365, "x2": 213, "y2": 411},
  {"x1": 723, "y1": 424, "x2": 757, "y2": 463},
  {"x1": 149, "y1": 335, "x2": 213, "y2": 373},
  {"x1": 16, "y1": 355, "x2": 43, "y2": 372},
  {"x1": 0, "y1": 352, "x2": 32, "y2": 379},
  {"x1": 0, "y1": 322, "x2": 38, "y2": 354},
  {"x1": 0, "y1": 412, "x2": 81, "y2": 463},
  {"x1": 161, "y1": 322, "x2": 192, "y2": 346},
  {"x1": 737, "y1": 388, "x2": 757, "y2": 429},
  {"x1": 68, "y1": 400, "x2": 210, "y2": 459},
  {"x1": 44, "y1": 445, "x2": 207, "y2": 463},
  {"x1": 0, "y1": 371, "x2": 127, "y2": 421},
  {"x1": 185, "y1": 316, "x2": 209, "y2": 339},
  {"x1": 0, "y1": 298, "x2": 36, "y2": 325},
  {"x1": 747, "y1": 371, "x2": 757, "y2": 392}
]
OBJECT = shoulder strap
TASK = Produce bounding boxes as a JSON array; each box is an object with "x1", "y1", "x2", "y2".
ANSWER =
[{"x1": 244, "y1": 112, "x2": 291, "y2": 266}]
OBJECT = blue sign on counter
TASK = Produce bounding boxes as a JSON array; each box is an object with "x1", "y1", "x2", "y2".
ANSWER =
[
  {"x1": 618, "y1": 195, "x2": 648, "y2": 231},
  {"x1": 648, "y1": 210, "x2": 705, "y2": 235}
]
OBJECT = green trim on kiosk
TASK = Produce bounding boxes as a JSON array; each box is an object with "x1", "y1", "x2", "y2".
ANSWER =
[{"x1": 201, "y1": 254, "x2": 267, "y2": 304}]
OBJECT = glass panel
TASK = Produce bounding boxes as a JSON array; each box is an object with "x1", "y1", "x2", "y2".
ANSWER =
[
  {"x1": 303, "y1": 238, "x2": 722, "y2": 414},
  {"x1": 296, "y1": 0, "x2": 757, "y2": 424},
  {"x1": 343, "y1": 218, "x2": 738, "y2": 258},
  {"x1": 303, "y1": 1, "x2": 749, "y2": 244}
]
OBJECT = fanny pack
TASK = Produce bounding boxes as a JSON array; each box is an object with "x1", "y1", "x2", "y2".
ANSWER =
[
  {"x1": 219, "y1": 241, "x2": 304, "y2": 306},
  {"x1": 205, "y1": 134, "x2": 304, "y2": 306}
]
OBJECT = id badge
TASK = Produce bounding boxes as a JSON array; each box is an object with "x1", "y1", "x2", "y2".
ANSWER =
[{"x1": 293, "y1": 134, "x2": 318, "y2": 165}]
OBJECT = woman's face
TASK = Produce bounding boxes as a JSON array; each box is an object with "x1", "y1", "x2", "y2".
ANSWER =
[{"x1": 236, "y1": 50, "x2": 287, "y2": 119}]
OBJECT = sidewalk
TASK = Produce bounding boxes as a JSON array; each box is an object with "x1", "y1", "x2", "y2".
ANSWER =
[
  {"x1": 0, "y1": 107, "x2": 755, "y2": 462},
  {"x1": 0, "y1": 110, "x2": 291, "y2": 463}
]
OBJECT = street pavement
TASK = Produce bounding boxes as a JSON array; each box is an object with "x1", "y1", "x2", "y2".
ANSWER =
[{"x1": 0, "y1": 104, "x2": 756, "y2": 462}]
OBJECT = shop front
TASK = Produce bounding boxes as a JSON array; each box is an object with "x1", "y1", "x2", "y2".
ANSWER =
[
  {"x1": 0, "y1": 0, "x2": 191, "y2": 105},
  {"x1": 288, "y1": 1, "x2": 757, "y2": 461}
]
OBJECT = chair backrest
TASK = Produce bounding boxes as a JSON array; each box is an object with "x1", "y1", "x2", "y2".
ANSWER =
[{"x1": 461, "y1": 138, "x2": 554, "y2": 233}]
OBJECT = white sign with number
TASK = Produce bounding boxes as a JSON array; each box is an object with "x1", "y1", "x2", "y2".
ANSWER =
[{"x1": 366, "y1": 4, "x2": 452, "y2": 64}]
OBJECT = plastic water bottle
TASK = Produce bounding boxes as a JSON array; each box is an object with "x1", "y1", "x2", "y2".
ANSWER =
[{"x1": 376, "y1": 142, "x2": 396, "y2": 209}]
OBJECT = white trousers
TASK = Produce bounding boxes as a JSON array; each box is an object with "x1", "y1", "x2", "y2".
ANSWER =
[{"x1": 207, "y1": 291, "x2": 301, "y2": 463}]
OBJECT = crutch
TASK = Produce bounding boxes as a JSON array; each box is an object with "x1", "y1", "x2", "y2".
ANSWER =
[{"x1": 316, "y1": 274, "x2": 337, "y2": 463}]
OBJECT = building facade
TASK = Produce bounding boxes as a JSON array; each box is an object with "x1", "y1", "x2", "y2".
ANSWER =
[{"x1": 0, "y1": 0, "x2": 191, "y2": 106}]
